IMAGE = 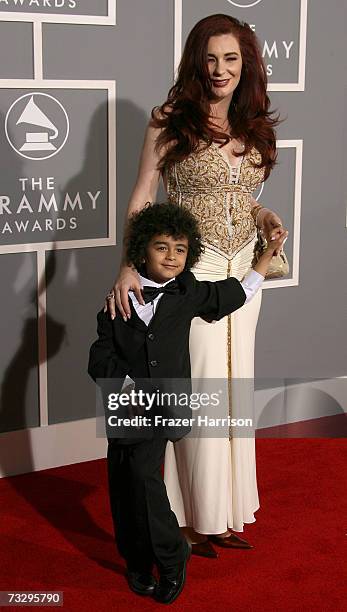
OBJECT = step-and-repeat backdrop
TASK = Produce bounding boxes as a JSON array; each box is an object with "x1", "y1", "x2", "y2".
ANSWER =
[{"x1": 0, "y1": 1, "x2": 346, "y2": 476}]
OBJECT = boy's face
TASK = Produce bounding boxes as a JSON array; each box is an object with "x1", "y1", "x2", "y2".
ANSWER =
[{"x1": 144, "y1": 233, "x2": 189, "y2": 283}]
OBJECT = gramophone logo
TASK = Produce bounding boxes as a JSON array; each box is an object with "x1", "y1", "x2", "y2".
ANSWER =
[
  {"x1": 253, "y1": 181, "x2": 264, "y2": 202},
  {"x1": 5, "y1": 92, "x2": 69, "y2": 161},
  {"x1": 226, "y1": 0, "x2": 263, "y2": 7}
]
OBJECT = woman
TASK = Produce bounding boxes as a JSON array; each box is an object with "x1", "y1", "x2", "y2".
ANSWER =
[{"x1": 106, "y1": 14, "x2": 286, "y2": 556}]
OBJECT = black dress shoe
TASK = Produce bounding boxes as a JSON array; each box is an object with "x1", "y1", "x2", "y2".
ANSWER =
[
  {"x1": 154, "y1": 541, "x2": 191, "y2": 604},
  {"x1": 126, "y1": 571, "x2": 156, "y2": 596},
  {"x1": 209, "y1": 532, "x2": 253, "y2": 549},
  {"x1": 191, "y1": 540, "x2": 218, "y2": 558}
]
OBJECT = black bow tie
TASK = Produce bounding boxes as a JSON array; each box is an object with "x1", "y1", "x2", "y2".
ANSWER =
[{"x1": 141, "y1": 280, "x2": 180, "y2": 304}]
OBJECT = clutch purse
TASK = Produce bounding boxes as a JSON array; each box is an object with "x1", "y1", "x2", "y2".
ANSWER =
[{"x1": 253, "y1": 230, "x2": 290, "y2": 279}]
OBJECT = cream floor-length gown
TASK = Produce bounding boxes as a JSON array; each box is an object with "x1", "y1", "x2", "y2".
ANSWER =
[{"x1": 163, "y1": 140, "x2": 265, "y2": 534}]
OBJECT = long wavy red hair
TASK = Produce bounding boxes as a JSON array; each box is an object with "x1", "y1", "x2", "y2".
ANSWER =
[{"x1": 151, "y1": 14, "x2": 280, "y2": 180}]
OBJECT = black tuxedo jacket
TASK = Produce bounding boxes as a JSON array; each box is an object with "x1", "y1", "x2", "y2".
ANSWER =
[
  {"x1": 88, "y1": 271, "x2": 246, "y2": 382},
  {"x1": 88, "y1": 271, "x2": 246, "y2": 442}
]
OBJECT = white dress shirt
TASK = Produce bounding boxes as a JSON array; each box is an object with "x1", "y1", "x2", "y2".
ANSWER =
[{"x1": 128, "y1": 270, "x2": 264, "y2": 327}]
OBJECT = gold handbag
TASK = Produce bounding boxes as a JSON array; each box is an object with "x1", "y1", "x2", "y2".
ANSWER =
[{"x1": 253, "y1": 230, "x2": 290, "y2": 279}]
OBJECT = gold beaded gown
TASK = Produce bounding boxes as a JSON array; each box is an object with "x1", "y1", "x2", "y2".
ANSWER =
[{"x1": 163, "y1": 141, "x2": 265, "y2": 534}]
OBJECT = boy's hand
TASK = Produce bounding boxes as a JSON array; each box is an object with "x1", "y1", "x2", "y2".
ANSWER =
[
  {"x1": 253, "y1": 229, "x2": 288, "y2": 277},
  {"x1": 265, "y1": 228, "x2": 288, "y2": 257}
]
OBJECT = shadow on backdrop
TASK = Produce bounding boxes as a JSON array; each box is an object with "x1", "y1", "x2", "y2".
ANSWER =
[{"x1": 0, "y1": 99, "x2": 152, "y2": 571}]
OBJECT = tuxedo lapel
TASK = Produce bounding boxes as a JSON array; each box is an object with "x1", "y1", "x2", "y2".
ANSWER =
[
  {"x1": 126, "y1": 299, "x2": 148, "y2": 333},
  {"x1": 125, "y1": 273, "x2": 190, "y2": 332},
  {"x1": 148, "y1": 290, "x2": 184, "y2": 330}
]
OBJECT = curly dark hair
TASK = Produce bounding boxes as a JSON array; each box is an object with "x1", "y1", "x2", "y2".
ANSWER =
[{"x1": 125, "y1": 202, "x2": 204, "y2": 272}]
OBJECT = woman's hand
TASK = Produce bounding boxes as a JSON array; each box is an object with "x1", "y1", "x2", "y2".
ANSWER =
[
  {"x1": 257, "y1": 208, "x2": 288, "y2": 255},
  {"x1": 104, "y1": 265, "x2": 143, "y2": 321}
]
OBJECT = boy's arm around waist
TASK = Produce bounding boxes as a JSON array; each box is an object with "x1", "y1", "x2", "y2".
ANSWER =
[{"x1": 88, "y1": 309, "x2": 129, "y2": 383}]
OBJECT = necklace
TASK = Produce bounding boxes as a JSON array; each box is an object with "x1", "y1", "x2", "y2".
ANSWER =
[{"x1": 209, "y1": 115, "x2": 245, "y2": 153}]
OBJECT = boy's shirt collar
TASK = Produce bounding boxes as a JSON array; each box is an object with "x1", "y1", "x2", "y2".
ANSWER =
[
  {"x1": 138, "y1": 273, "x2": 176, "y2": 289},
  {"x1": 129, "y1": 273, "x2": 176, "y2": 307}
]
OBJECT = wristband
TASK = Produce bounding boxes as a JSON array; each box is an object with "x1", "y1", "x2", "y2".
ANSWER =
[{"x1": 251, "y1": 204, "x2": 263, "y2": 226}]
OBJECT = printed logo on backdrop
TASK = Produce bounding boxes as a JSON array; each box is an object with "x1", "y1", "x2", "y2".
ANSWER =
[
  {"x1": 227, "y1": 1, "x2": 263, "y2": 7},
  {"x1": 0, "y1": 87, "x2": 112, "y2": 251},
  {"x1": 222, "y1": 0, "x2": 307, "y2": 89},
  {"x1": 259, "y1": 141, "x2": 303, "y2": 286},
  {"x1": 253, "y1": 181, "x2": 264, "y2": 202},
  {"x1": 0, "y1": 0, "x2": 115, "y2": 24},
  {"x1": 5, "y1": 93, "x2": 69, "y2": 161}
]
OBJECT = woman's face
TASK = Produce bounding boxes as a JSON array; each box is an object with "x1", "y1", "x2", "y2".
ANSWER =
[{"x1": 207, "y1": 33, "x2": 242, "y2": 102}]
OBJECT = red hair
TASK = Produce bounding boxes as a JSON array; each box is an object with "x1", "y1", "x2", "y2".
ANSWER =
[{"x1": 151, "y1": 14, "x2": 280, "y2": 180}]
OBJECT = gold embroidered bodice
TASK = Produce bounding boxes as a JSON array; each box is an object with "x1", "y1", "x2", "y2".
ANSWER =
[{"x1": 166, "y1": 141, "x2": 265, "y2": 260}]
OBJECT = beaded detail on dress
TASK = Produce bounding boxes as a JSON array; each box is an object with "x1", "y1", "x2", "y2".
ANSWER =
[{"x1": 166, "y1": 141, "x2": 265, "y2": 260}]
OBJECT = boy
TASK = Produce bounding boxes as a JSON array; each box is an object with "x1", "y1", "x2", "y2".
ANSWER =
[{"x1": 88, "y1": 203, "x2": 287, "y2": 604}]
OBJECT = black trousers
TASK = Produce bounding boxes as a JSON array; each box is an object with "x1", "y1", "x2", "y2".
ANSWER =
[{"x1": 107, "y1": 437, "x2": 186, "y2": 575}]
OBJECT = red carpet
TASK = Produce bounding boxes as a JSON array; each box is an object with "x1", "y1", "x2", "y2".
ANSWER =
[{"x1": 0, "y1": 439, "x2": 345, "y2": 611}]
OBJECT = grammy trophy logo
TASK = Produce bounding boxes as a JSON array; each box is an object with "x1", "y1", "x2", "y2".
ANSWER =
[
  {"x1": 226, "y1": 0, "x2": 263, "y2": 8},
  {"x1": 5, "y1": 92, "x2": 69, "y2": 161}
]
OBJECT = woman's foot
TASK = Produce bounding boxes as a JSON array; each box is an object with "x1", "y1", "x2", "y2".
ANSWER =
[
  {"x1": 181, "y1": 527, "x2": 218, "y2": 558},
  {"x1": 191, "y1": 540, "x2": 218, "y2": 558},
  {"x1": 209, "y1": 531, "x2": 253, "y2": 549}
]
